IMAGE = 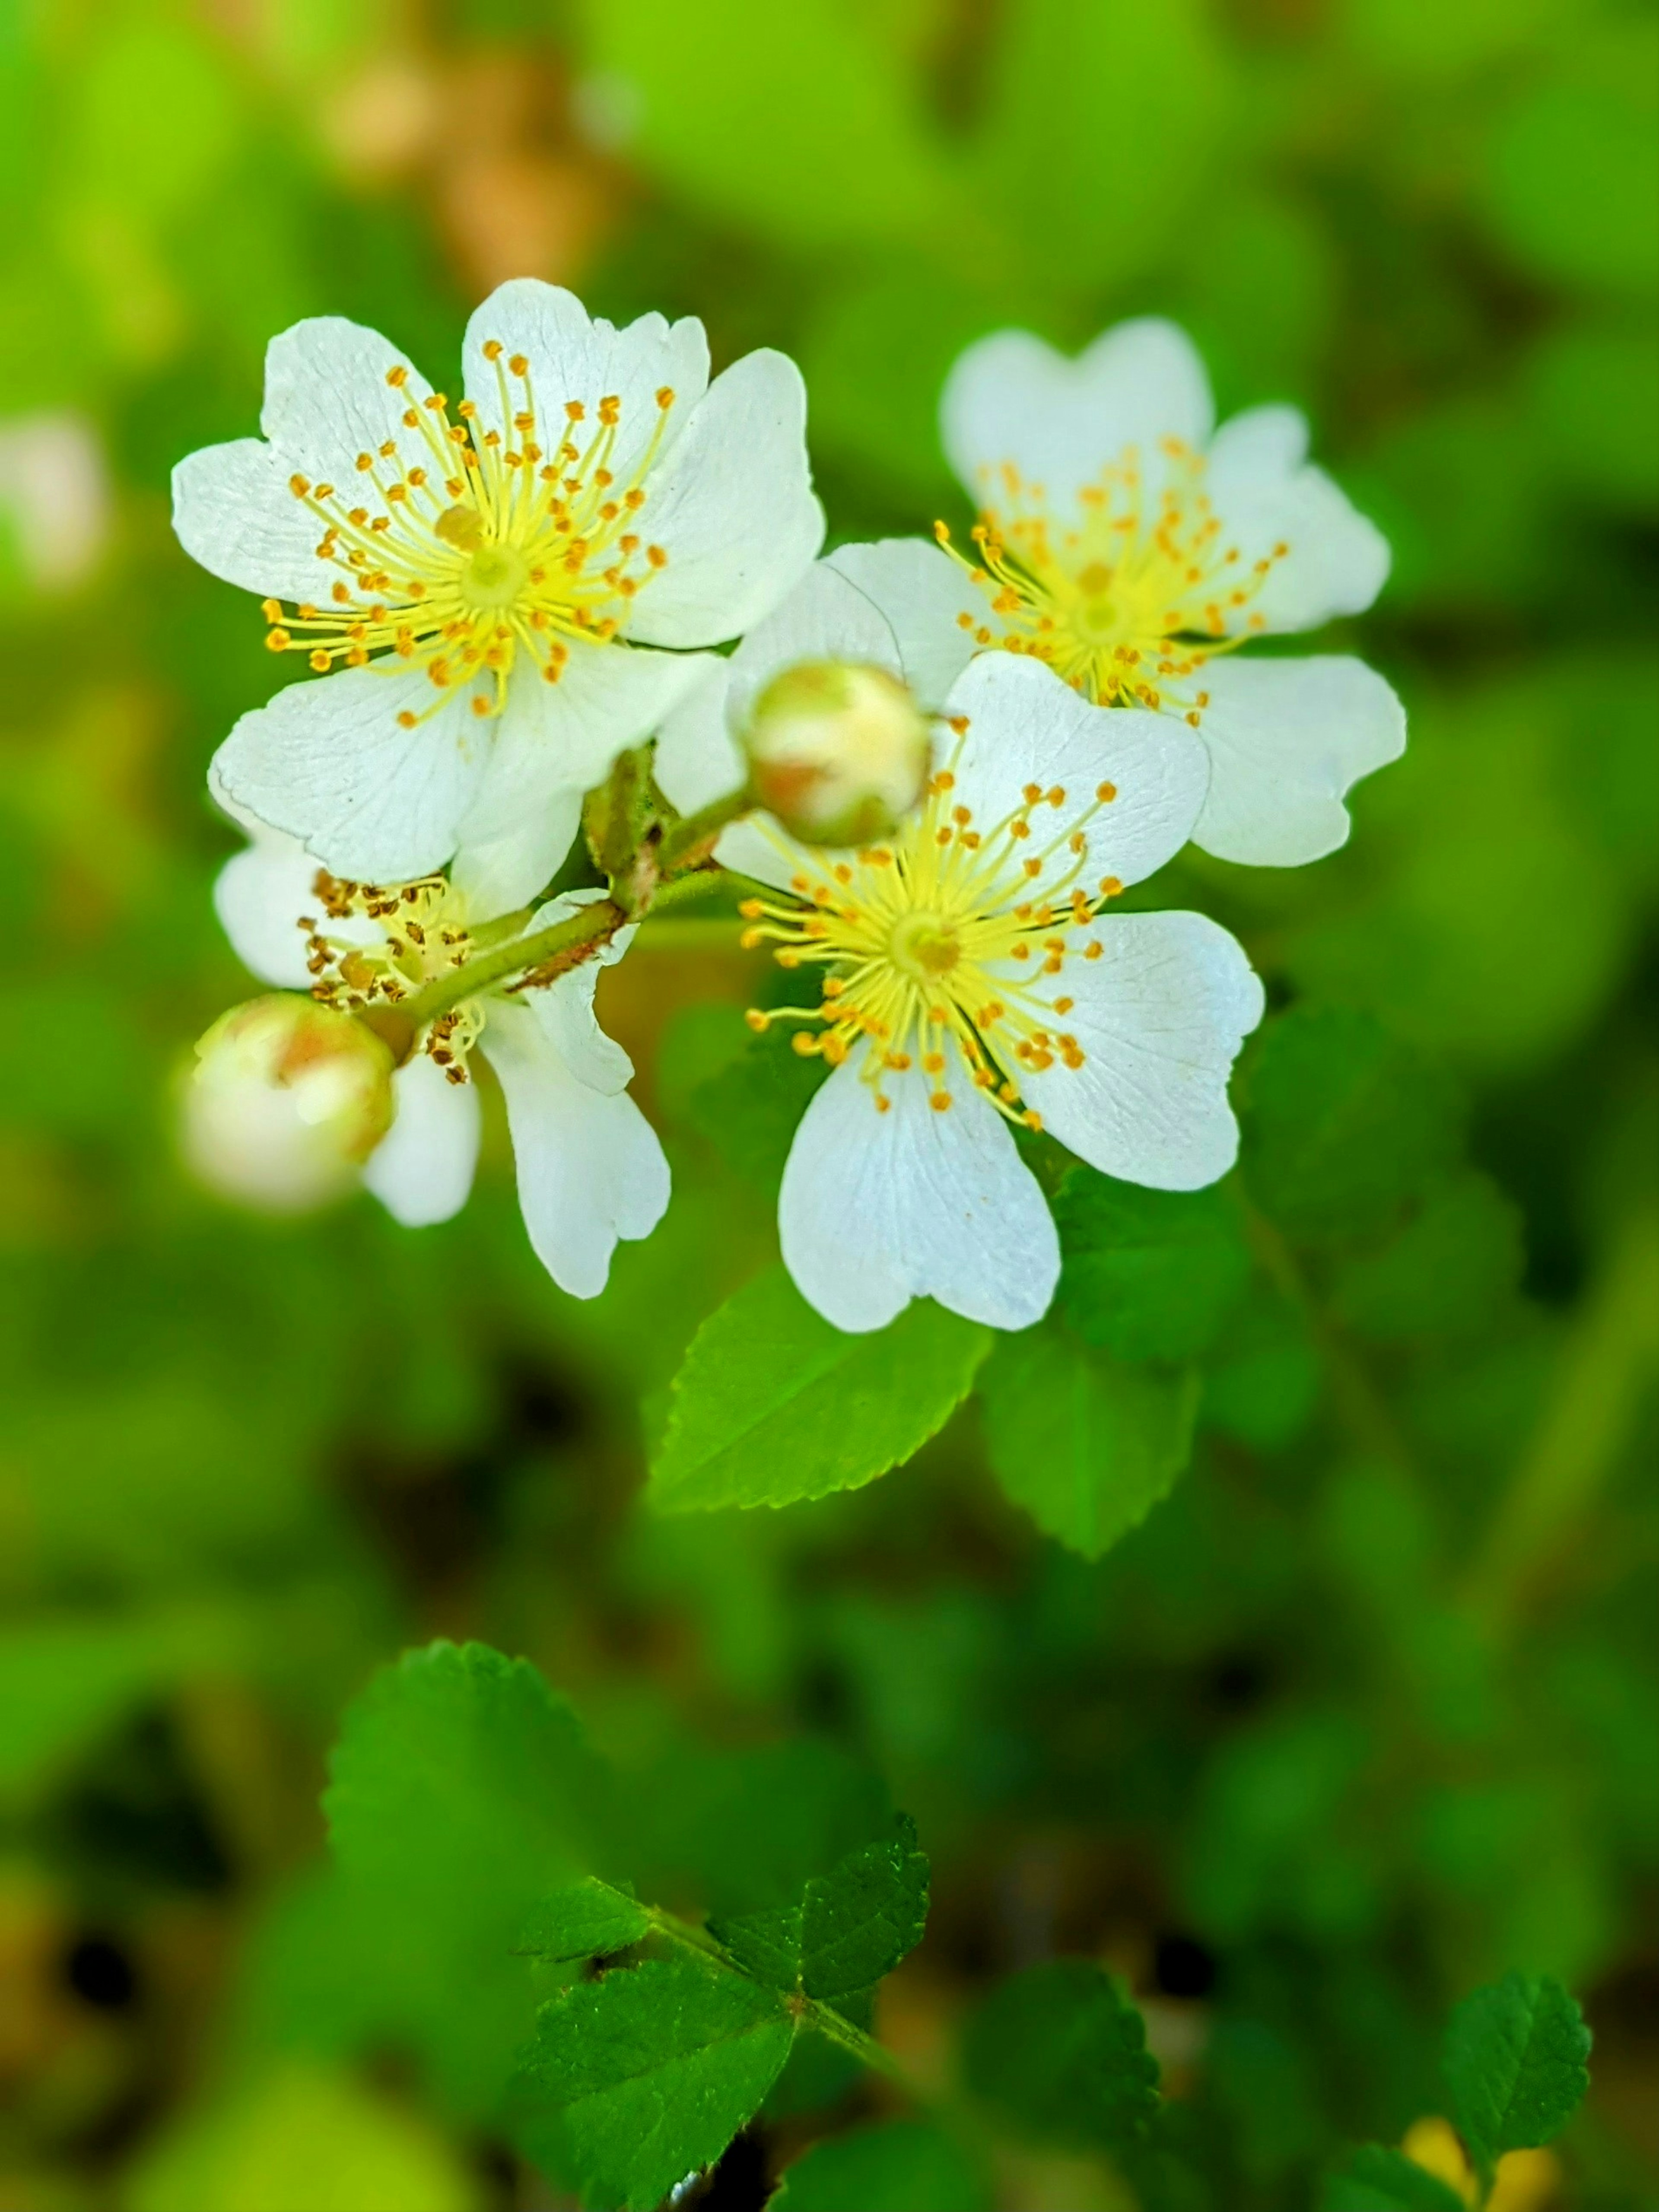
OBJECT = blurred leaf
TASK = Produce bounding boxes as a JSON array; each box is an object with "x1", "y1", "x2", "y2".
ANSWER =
[
  {"x1": 711, "y1": 1813, "x2": 928, "y2": 2012},
  {"x1": 659, "y1": 1007, "x2": 826, "y2": 1197},
  {"x1": 1334, "y1": 1173, "x2": 1524, "y2": 1344},
  {"x1": 963, "y1": 1960, "x2": 1160, "y2": 2152},
  {"x1": 1442, "y1": 1973, "x2": 1591, "y2": 2169},
  {"x1": 974, "y1": 0, "x2": 1228, "y2": 291},
  {"x1": 1338, "y1": 0, "x2": 1580, "y2": 80},
  {"x1": 1480, "y1": 23, "x2": 1659, "y2": 296},
  {"x1": 573, "y1": 0, "x2": 953, "y2": 252},
  {"x1": 649, "y1": 1268, "x2": 989, "y2": 1512},
  {"x1": 515, "y1": 1879, "x2": 652, "y2": 1963},
  {"x1": 1322, "y1": 2145, "x2": 1466, "y2": 2212},
  {"x1": 1241, "y1": 1007, "x2": 1465, "y2": 1244},
  {"x1": 512, "y1": 1956, "x2": 794, "y2": 2212},
  {"x1": 1199, "y1": 1289, "x2": 1321, "y2": 1453},
  {"x1": 1523, "y1": 322, "x2": 1659, "y2": 514},
  {"x1": 1056, "y1": 1171, "x2": 1251, "y2": 1362},
  {"x1": 68, "y1": 20, "x2": 240, "y2": 224},
  {"x1": 774, "y1": 2120, "x2": 992, "y2": 2211},
  {"x1": 127, "y1": 2060, "x2": 482, "y2": 2212},
  {"x1": 979, "y1": 1322, "x2": 1198, "y2": 1558}
]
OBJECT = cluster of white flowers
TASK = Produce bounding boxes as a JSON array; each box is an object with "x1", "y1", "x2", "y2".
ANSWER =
[{"x1": 178, "y1": 281, "x2": 1403, "y2": 1328}]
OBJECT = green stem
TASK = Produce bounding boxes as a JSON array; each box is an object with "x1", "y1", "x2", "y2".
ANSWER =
[
  {"x1": 397, "y1": 899, "x2": 625, "y2": 1033},
  {"x1": 1460, "y1": 1204, "x2": 1659, "y2": 1637},
  {"x1": 656, "y1": 785, "x2": 753, "y2": 876}
]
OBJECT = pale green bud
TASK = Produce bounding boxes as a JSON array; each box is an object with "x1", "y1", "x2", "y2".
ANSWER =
[
  {"x1": 182, "y1": 995, "x2": 395, "y2": 1214},
  {"x1": 743, "y1": 659, "x2": 930, "y2": 845}
]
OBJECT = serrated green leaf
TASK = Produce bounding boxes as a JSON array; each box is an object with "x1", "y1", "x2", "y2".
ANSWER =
[
  {"x1": 979, "y1": 1323, "x2": 1198, "y2": 1558},
  {"x1": 1443, "y1": 1973, "x2": 1592, "y2": 2168},
  {"x1": 1242, "y1": 1008, "x2": 1466, "y2": 1245},
  {"x1": 515, "y1": 1879, "x2": 651, "y2": 1963},
  {"x1": 775, "y1": 2119, "x2": 992, "y2": 2211},
  {"x1": 1056, "y1": 1171, "x2": 1251, "y2": 1362},
  {"x1": 712, "y1": 1815, "x2": 929, "y2": 2012},
  {"x1": 1322, "y1": 2145, "x2": 1468, "y2": 2212},
  {"x1": 963, "y1": 1960, "x2": 1161, "y2": 2152},
  {"x1": 650, "y1": 1268, "x2": 990, "y2": 1512},
  {"x1": 512, "y1": 1956, "x2": 794, "y2": 2211}
]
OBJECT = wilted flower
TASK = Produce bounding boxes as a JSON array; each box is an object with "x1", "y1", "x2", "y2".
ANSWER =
[
  {"x1": 842, "y1": 319, "x2": 1405, "y2": 868},
  {"x1": 174, "y1": 278, "x2": 824, "y2": 912},
  {"x1": 208, "y1": 781, "x2": 668, "y2": 1294}
]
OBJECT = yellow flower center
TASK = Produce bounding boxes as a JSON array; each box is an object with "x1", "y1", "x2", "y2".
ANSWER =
[
  {"x1": 299, "y1": 871, "x2": 485, "y2": 1082},
  {"x1": 260, "y1": 342, "x2": 678, "y2": 731},
  {"x1": 740, "y1": 749, "x2": 1126, "y2": 1122},
  {"x1": 938, "y1": 438, "x2": 1289, "y2": 725}
]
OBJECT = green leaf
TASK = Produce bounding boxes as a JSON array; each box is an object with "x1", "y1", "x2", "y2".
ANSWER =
[
  {"x1": 775, "y1": 2120, "x2": 992, "y2": 2211},
  {"x1": 658, "y1": 1005, "x2": 826, "y2": 1197},
  {"x1": 1055, "y1": 1171, "x2": 1251, "y2": 1362},
  {"x1": 1241, "y1": 1008, "x2": 1465, "y2": 1245},
  {"x1": 1198, "y1": 1288, "x2": 1321, "y2": 1453},
  {"x1": 1322, "y1": 2145, "x2": 1468, "y2": 2212},
  {"x1": 325, "y1": 1643, "x2": 611, "y2": 1905},
  {"x1": 1334, "y1": 1173, "x2": 1523, "y2": 1344},
  {"x1": 979, "y1": 1323, "x2": 1198, "y2": 1558},
  {"x1": 712, "y1": 1814, "x2": 929, "y2": 2012},
  {"x1": 572, "y1": 0, "x2": 952, "y2": 253},
  {"x1": 963, "y1": 1961, "x2": 1160, "y2": 2153},
  {"x1": 515, "y1": 1879, "x2": 652, "y2": 1963},
  {"x1": 512, "y1": 1957, "x2": 795, "y2": 2212},
  {"x1": 650, "y1": 1268, "x2": 990, "y2": 1512},
  {"x1": 1442, "y1": 1973, "x2": 1592, "y2": 2169}
]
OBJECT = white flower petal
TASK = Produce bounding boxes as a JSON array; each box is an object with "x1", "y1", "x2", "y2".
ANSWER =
[
  {"x1": 725, "y1": 559, "x2": 902, "y2": 730},
  {"x1": 825, "y1": 538, "x2": 979, "y2": 710},
  {"x1": 778, "y1": 1042, "x2": 1059, "y2": 1334},
  {"x1": 516, "y1": 891, "x2": 638, "y2": 1096},
  {"x1": 711, "y1": 817, "x2": 798, "y2": 892},
  {"x1": 362, "y1": 1054, "x2": 481, "y2": 1227},
  {"x1": 654, "y1": 660, "x2": 744, "y2": 815},
  {"x1": 621, "y1": 349, "x2": 825, "y2": 648},
  {"x1": 1015, "y1": 912, "x2": 1264, "y2": 1191},
  {"x1": 1205, "y1": 404, "x2": 1389, "y2": 632},
  {"x1": 172, "y1": 438, "x2": 339, "y2": 602},
  {"x1": 211, "y1": 665, "x2": 492, "y2": 886},
  {"x1": 212, "y1": 833, "x2": 319, "y2": 989},
  {"x1": 1193, "y1": 656, "x2": 1406, "y2": 867},
  {"x1": 944, "y1": 653, "x2": 1209, "y2": 893},
  {"x1": 449, "y1": 785, "x2": 584, "y2": 920},
  {"x1": 461, "y1": 279, "x2": 711, "y2": 487},
  {"x1": 483, "y1": 1001, "x2": 670, "y2": 1298},
  {"x1": 259, "y1": 316, "x2": 434, "y2": 477},
  {"x1": 941, "y1": 319, "x2": 1213, "y2": 515}
]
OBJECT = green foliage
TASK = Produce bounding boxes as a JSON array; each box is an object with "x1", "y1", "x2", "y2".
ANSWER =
[
  {"x1": 710, "y1": 1813, "x2": 929, "y2": 2013},
  {"x1": 1323, "y1": 2145, "x2": 1468, "y2": 2212},
  {"x1": 979, "y1": 1322, "x2": 1199, "y2": 1557},
  {"x1": 774, "y1": 2120, "x2": 991, "y2": 2212},
  {"x1": 514, "y1": 1956, "x2": 795, "y2": 2212},
  {"x1": 650, "y1": 1267, "x2": 990, "y2": 1511},
  {"x1": 1055, "y1": 1171, "x2": 1252, "y2": 1362},
  {"x1": 963, "y1": 1961, "x2": 1162, "y2": 2153},
  {"x1": 1243, "y1": 1008, "x2": 1465, "y2": 1244},
  {"x1": 515, "y1": 1879, "x2": 652, "y2": 1963},
  {"x1": 1442, "y1": 1973, "x2": 1592, "y2": 2171}
]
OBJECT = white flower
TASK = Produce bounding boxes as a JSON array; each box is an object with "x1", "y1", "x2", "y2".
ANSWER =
[
  {"x1": 660, "y1": 562, "x2": 1262, "y2": 1335},
  {"x1": 0, "y1": 412, "x2": 110, "y2": 590},
  {"x1": 175, "y1": 279, "x2": 824, "y2": 913},
  {"x1": 836, "y1": 319, "x2": 1405, "y2": 868},
  {"x1": 210, "y1": 778, "x2": 669, "y2": 1295}
]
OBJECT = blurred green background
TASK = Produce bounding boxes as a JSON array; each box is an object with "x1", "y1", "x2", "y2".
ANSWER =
[{"x1": 1, "y1": 0, "x2": 1656, "y2": 2206}]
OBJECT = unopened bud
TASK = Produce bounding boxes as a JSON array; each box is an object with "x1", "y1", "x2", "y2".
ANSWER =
[
  {"x1": 182, "y1": 995, "x2": 395, "y2": 1213},
  {"x1": 743, "y1": 660, "x2": 930, "y2": 845}
]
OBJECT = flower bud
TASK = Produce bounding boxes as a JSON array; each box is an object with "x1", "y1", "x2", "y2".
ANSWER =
[
  {"x1": 743, "y1": 659, "x2": 930, "y2": 845},
  {"x1": 182, "y1": 995, "x2": 395, "y2": 1213}
]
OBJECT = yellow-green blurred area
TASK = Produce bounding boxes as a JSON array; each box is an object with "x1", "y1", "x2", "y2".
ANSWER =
[{"x1": 2, "y1": 0, "x2": 1656, "y2": 2207}]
